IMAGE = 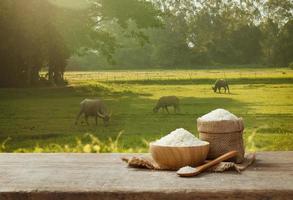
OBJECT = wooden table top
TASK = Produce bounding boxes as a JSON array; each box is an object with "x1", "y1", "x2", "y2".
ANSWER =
[{"x1": 0, "y1": 152, "x2": 292, "y2": 200}]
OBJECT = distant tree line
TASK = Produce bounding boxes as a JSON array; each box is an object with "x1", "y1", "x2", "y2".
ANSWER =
[
  {"x1": 69, "y1": 0, "x2": 293, "y2": 70},
  {"x1": 1, "y1": 0, "x2": 292, "y2": 86}
]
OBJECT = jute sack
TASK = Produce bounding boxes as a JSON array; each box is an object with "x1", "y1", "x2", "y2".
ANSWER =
[{"x1": 197, "y1": 118, "x2": 245, "y2": 163}]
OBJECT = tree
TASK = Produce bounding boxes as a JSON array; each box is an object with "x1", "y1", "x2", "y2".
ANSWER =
[
  {"x1": 87, "y1": 0, "x2": 162, "y2": 60},
  {"x1": 261, "y1": 0, "x2": 293, "y2": 66},
  {"x1": 274, "y1": 20, "x2": 293, "y2": 66},
  {"x1": 0, "y1": 0, "x2": 162, "y2": 87}
]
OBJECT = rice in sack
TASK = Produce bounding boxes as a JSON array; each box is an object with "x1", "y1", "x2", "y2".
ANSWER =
[{"x1": 197, "y1": 109, "x2": 245, "y2": 163}]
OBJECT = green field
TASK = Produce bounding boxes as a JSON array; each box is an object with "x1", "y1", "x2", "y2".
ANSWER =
[{"x1": 0, "y1": 68, "x2": 292, "y2": 152}]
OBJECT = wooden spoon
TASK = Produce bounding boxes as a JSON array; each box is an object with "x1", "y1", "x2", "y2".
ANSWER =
[{"x1": 177, "y1": 150, "x2": 238, "y2": 177}]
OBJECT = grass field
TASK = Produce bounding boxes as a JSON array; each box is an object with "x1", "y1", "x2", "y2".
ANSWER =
[{"x1": 0, "y1": 68, "x2": 292, "y2": 152}]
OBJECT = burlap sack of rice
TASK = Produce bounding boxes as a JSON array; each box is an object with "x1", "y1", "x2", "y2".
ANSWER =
[{"x1": 197, "y1": 118, "x2": 245, "y2": 163}]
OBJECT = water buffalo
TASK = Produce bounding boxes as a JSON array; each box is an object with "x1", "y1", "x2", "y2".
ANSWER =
[
  {"x1": 75, "y1": 98, "x2": 112, "y2": 126},
  {"x1": 212, "y1": 79, "x2": 230, "y2": 93},
  {"x1": 153, "y1": 96, "x2": 180, "y2": 113}
]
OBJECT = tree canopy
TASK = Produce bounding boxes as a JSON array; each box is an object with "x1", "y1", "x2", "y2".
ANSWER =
[
  {"x1": 0, "y1": 0, "x2": 161, "y2": 87},
  {"x1": 0, "y1": 0, "x2": 292, "y2": 86}
]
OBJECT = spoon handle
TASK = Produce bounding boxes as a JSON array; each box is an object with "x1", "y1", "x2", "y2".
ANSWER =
[{"x1": 197, "y1": 150, "x2": 238, "y2": 173}]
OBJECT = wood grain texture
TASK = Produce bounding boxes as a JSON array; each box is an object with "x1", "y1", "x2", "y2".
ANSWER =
[
  {"x1": 0, "y1": 152, "x2": 292, "y2": 200},
  {"x1": 150, "y1": 142, "x2": 209, "y2": 169}
]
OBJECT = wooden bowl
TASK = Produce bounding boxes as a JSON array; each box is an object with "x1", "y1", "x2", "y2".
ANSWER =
[{"x1": 149, "y1": 142, "x2": 209, "y2": 170}]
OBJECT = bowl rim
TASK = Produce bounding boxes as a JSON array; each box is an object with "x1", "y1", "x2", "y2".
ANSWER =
[{"x1": 149, "y1": 141, "x2": 209, "y2": 148}]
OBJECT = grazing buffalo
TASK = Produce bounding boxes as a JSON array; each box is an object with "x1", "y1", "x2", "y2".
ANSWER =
[
  {"x1": 212, "y1": 79, "x2": 230, "y2": 93},
  {"x1": 153, "y1": 96, "x2": 180, "y2": 113},
  {"x1": 75, "y1": 98, "x2": 112, "y2": 126}
]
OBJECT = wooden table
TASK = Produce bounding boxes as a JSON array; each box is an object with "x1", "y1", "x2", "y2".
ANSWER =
[{"x1": 0, "y1": 152, "x2": 292, "y2": 200}]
